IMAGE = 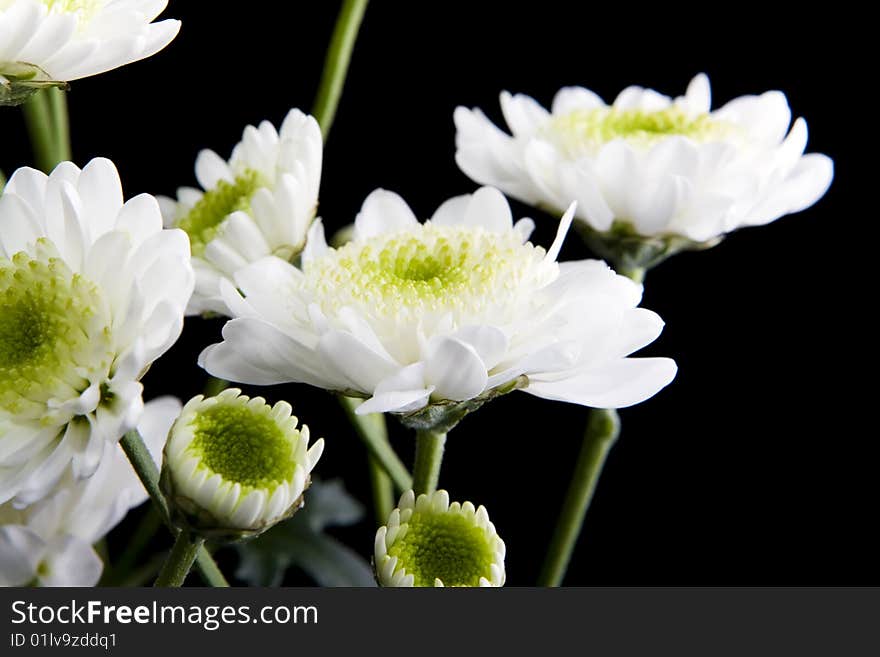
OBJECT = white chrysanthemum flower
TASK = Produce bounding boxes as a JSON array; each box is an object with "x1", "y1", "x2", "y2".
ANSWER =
[
  {"x1": 0, "y1": 397, "x2": 180, "y2": 587},
  {"x1": 199, "y1": 187, "x2": 676, "y2": 420},
  {"x1": 0, "y1": 0, "x2": 179, "y2": 102},
  {"x1": 158, "y1": 109, "x2": 322, "y2": 316},
  {"x1": 455, "y1": 74, "x2": 833, "y2": 249},
  {"x1": 0, "y1": 158, "x2": 193, "y2": 506},
  {"x1": 375, "y1": 490, "x2": 505, "y2": 587},
  {"x1": 160, "y1": 388, "x2": 324, "y2": 538}
]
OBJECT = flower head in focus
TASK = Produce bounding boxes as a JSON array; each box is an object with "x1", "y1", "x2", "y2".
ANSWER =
[
  {"x1": 455, "y1": 74, "x2": 833, "y2": 269},
  {"x1": 159, "y1": 109, "x2": 322, "y2": 316},
  {"x1": 0, "y1": 158, "x2": 193, "y2": 505},
  {"x1": 375, "y1": 490, "x2": 505, "y2": 587},
  {"x1": 160, "y1": 389, "x2": 324, "y2": 539},
  {"x1": 0, "y1": 397, "x2": 180, "y2": 586},
  {"x1": 0, "y1": 0, "x2": 179, "y2": 104},
  {"x1": 200, "y1": 187, "x2": 676, "y2": 430}
]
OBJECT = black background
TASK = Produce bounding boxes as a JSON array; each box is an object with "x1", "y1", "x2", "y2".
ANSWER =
[{"x1": 2, "y1": 2, "x2": 871, "y2": 585}]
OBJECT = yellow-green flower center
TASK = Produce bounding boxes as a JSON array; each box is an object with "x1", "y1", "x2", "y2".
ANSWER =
[
  {"x1": 544, "y1": 106, "x2": 729, "y2": 158},
  {"x1": 304, "y1": 224, "x2": 554, "y2": 326},
  {"x1": 389, "y1": 510, "x2": 495, "y2": 587},
  {"x1": 186, "y1": 402, "x2": 298, "y2": 491},
  {"x1": 0, "y1": 242, "x2": 113, "y2": 419},
  {"x1": 177, "y1": 170, "x2": 264, "y2": 257}
]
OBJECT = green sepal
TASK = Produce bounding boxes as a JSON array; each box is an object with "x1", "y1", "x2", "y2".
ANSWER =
[
  {"x1": 1, "y1": 62, "x2": 67, "y2": 107},
  {"x1": 159, "y1": 463, "x2": 311, "y2": 543},
  {"x1": 574, "y1": 219, "x2": 720, "y2": 280},
  {"x1": 396, "y1": 375, "x2": 528, "y2": 433}
]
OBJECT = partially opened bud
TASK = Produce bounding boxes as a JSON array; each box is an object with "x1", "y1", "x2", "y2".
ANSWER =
[
  {"x1": 160, "y1": 389, "x2": 324, "y2": 540},
  {"x1": 375, "y1": 490, "x2": 506, "y2": 587}
]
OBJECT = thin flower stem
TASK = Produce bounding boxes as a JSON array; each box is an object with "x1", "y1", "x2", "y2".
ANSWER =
[
  {"x1": 21, "y1": 90, "x2": 55, "y2": 173},
  {"x1": 412, "y1": 429, "x2": 446, "y2": 496},
  {"x1": 203, "y1": 376, "x2": 230, "y2": 397},
  {"x1": 616, "y1": 264, "x2": 646, "y2": 284},
  {"x1": 154, "y1": 528, "x2": 203, "y2": 587},
  {"x1": 339, "y1": 396, "x2": 412, "y2": 493},
  {"x1": 120, "y1": 430, "x2": 229, "y2": 587},
  {"x1": 46, "y1": 87, "x2": 71, "y2": 163},
  {"x1": 311, "y1": 0, "x2": 369, "y2": 138},
  {"x1": 538, "y1": 408, "x2": 620, "y2": 586},
  {"x1": 21, "y1": 88, "x2": 71, "y2": 173},
  {"x1": 120, "y1": 430, "x2": 170, "y2": 520},
  {"x1": 368, "y1": 456, "x2": 394, "y2": 523}
]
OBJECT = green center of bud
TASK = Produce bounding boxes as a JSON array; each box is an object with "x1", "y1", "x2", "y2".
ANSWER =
[
  {"x1": 544, "y1": 106, "x2": 729, "y2": 158},
  {"x1": 305, "y1": 224, "x2": 552, "y2": 323},
  {"x1": 388, "y1": 510, "x2": 495, "y2": 587},
  {"x1": 0, "y1": 243, "x2": 112, "y2": 418},
  {"x1": 187, "y1": 402, "x2": 297, "y2": 491},
  {"x1": 177, "y1": 170, "x2": 264, "y2": 257}
]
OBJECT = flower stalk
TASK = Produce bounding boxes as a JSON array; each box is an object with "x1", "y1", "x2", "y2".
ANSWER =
[
  {"x1": 339, "y1": 396, "x2": 411, "y2": 493},
  {"x1": 412, "y1": 429, "x2": 447, "y2": 496},
  {"x1": 21, "y1": 88, "x2": 71, "y2": 173},
  {"x1": 538, "y1": 407, "x2": 620, "y2": 586},
  {"x1": 154, "y1": 528, "x2": 204, "y2": 588},
  {"x1": 312, "y1": 0, "x2": 369, "y2": 138}
]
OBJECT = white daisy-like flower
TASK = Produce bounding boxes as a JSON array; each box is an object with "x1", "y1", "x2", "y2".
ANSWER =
[
  {"x1": 0, "y1": 0, "x2": 180, "y2": 103},
  {"x1": 455, "y1": 74, "x2": 833, "y2": 255},
  {"x1": 160, "y1": 388, "x2": 324, "y2": 539},
  {"x1": 0, "y1": 396, "x2": 180, "y2": 587},
  {"x1": 375, "y1": 490, "x2": 505, "y2": 587},
  {"x1": 158, "y1": 109, "x2": 323, "y2": 316},
  {"x1": 199, "y1": 187, "x2": 676, "y2": 423},
  {"x1": 0, "y1": 158, "x2": 193, "y2": 506}
]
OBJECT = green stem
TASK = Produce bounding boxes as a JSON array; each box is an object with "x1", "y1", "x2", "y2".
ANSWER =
[
  {"x1": 616, "y1": 264, "x2": 646, "y2": 284},
  {"x1": 368, "y1": 456, "x2": 394, "y2": 523},
  {"x1": 538, "y1": 408, "x2": 620, "y2": 586},
  {"x1": 312, "y1": 0, "x2": 369, "y2": 138},
  {"x1": 21, "y1": 88, "x2": 71, "y2": 172},
  {"x1": 203, "y1": 376, "x2": 230, "y2": 397},
  {"x1": 120, "y1": 430, "x2": 229, "y2": 587},
  {"x1": 339, "y1": 396, "x2": 412, "y2": 492},
  {"x1": 22, "y1": 91, "x2": 55, "y2": 173},
  {"x1": 154, "y1": 529, "x2": 203, "y2": 587},
  {"x1": 46, "y1": 87, "x2": 71, "y2": 163},
  {"x1": 412, "y1": 429, "x2": 446, "y2": 495}
]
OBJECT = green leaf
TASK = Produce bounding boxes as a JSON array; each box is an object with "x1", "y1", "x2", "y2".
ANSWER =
[{"x1": 234, "y1": 479, "x2": 375, "y2": 587}]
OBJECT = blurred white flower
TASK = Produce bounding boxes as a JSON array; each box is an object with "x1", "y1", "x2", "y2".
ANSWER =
[
  {"x1": 161, "y1": 389, "x2": 324, "y2": 538},
  {"x1": 0, "y1": 0, "x2": 179, "y2": 98},
  {"x1": 0, "y1": 158, "x2": 193, "y2": 505},
  {"x1": 455, "y1": 74, "x2": 833, "y2": 247},
  {"x1": 0, "y1": 397, "x2": 180, "y2": 587},
  {"x1": 375, "y1": 490, "x2": 505, "y2": 587},
  {"x1": 200, "y1": 187, "x2": 676, "y2": 419},
  {"x1": 159, "y1": 109, "x2": 322, "y2": 316}
]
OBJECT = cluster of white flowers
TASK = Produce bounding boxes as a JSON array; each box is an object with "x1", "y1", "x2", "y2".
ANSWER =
[{"x1": 0, "y1": 0, "x2": 834, "y2": 588}]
